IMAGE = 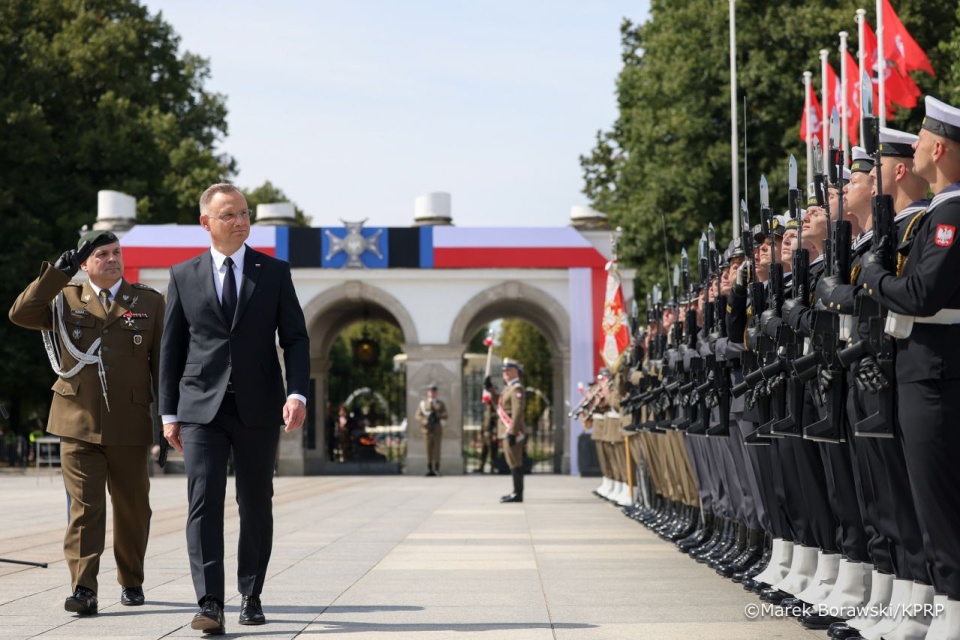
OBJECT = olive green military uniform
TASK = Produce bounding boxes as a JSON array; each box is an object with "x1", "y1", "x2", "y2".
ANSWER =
[
  {"x1": 9, "y1": 263, "x2": 164, "y2": 594},
  {"x1": 415, "y1": 397, "x2": 447, "y2": 473},
  {"x1": 498, "y1": 379, "x2": 526, "y2": 469},
  {"x1": 478, "y1": 392, "x2": 499, "y2": 472}
]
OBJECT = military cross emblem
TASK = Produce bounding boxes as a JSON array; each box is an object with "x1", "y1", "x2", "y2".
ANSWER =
[{"x1": 324, "y1": 219, "x2": 383, "y2": 268}]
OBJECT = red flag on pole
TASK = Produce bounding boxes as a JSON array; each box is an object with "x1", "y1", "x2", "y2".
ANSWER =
[
  {"x1": 863, "y1": 19, "x2": 920, "y2": 113},
  {"x1": 881, "y1": 0, "x2": 934, "y2": 77},
  {"x1": 600, "y1": 260, "x2": 630, "y2": 370},
  {"x1": 845, "y1": 50, "x2": 862, "y2": 145},
  {"x1": 801, "y1": 88, "x2": 824, "y2": 142}
]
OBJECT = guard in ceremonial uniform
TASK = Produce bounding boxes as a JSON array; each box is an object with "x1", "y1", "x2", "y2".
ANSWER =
[
  {"x1": 476, "y1": 376, "x2": 499, "y2": 473},
  {"x1": 858, "y1": 96, "x2": 960, "y2": 639},
  {"x1": 9, "y1": 230, "x2": 164, "y2": 616},
  {"x1": 497, "y1": 359, "x2": 526, "y2": 503},
  {"x1": 415, "y1": 384, "x2": 447, "y2": 476}
]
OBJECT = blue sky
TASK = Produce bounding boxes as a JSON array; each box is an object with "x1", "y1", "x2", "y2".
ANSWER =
[{"x1": 147, "y1": 1, "x2": 650, "y2": 227}]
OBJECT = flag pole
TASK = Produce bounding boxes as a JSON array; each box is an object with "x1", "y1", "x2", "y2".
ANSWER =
[
  {"x1": 856, "y1": 9, "x2": 866, "y2": 145},
  {"x1": 820, "y1": 49, "x2": 830, "y2": 153},
  {"x1": 804, "y1": 71, "x2": 813, "y2": 186},
  {"x1": 876, "y1": 0, "x2": 886, "y2": 127},
  {"x1": 729, "y1": 0, "x2": 740, "y2": 236},
  {"x1": 840, "y1": 31, "x2": 850, "y2": 159}
]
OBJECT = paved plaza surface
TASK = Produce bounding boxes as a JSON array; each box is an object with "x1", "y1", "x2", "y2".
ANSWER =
[{"x1": 0, "y1": 471, "x2": 822, "y2": 639}]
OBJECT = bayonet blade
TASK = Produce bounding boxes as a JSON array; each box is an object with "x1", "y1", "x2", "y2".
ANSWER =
[
  {"x1": 698, "y1": 233, "x2": 707, "y2": 262},
  {"x1": 740, "y1": 198, "x2": 749, "y2": 231},
  {"x1": 760, "y1": 175, "x2": 769, "y2": 210},
  {"x1": 707, "y1": 223, "x2": 717, "y2": 252},
  {"x1": 681, "y1": 247, "x2": 689, "y2": 273},
  {"x1": 672, "y1": 264, "x2": 680, "y2": 288},
  {"x1": 813, "y1": 139, "x2": 824, "y2": 174},
  {"x1": 788, "y1": 155, "x2": 798, "y2": 191},
  {"x1": 861, "y1": 68, "x2": 874, "y2": 118},
  {"x1": 653, "y1": 284, "x2": 662, "y2": 306},
  {"x1": 830, "y1": 107, "x2": 841, "y2": 149}
]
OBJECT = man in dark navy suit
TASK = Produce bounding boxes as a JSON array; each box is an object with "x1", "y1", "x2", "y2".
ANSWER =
[{"x1": 159, "y1": 183, "x2": 310, "y2": 635}]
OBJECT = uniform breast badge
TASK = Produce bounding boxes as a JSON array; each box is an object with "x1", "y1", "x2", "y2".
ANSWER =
[
  {"x1": 72, "y1": 328, "x2": 82, "y2": 340},
  {"x1": 133, "y1": 334, "x2": 142, "y2": 346}
]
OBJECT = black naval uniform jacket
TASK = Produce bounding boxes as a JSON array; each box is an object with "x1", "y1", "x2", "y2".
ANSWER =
[{"x1": 861, "y1": 185, "x2": 960, "y2": 384}]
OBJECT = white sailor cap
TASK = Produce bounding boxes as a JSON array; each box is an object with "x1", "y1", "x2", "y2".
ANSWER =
[
  {"x1": 842, "y1": 166, "x2": 852, "y2": 182},
  {"x1": 879, "y1": 127, "x2": 918, "y2": 157},
  {"x1": 922, "y1": 96, "x2": 960, "y2": 143},
  {"x1": 850, "y1": 146, "x2": 873, "y2": 173}
]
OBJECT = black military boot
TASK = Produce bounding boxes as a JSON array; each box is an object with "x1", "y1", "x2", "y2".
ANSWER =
[{"x1": 500, "y1": 468, "x2": 523, "y2": 503}]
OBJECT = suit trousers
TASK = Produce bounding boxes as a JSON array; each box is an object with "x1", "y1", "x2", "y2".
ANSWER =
[
  {"x1": 59, "y1": 438, "x2": 151, "y2": 593},
  {"x1": 181, "y1": 392, "x2": 280, "y2": 604}
]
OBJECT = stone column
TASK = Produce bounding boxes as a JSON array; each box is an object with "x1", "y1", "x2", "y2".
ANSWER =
[
  {"x1": 275, "y1": 356, "x2": 328, "y2": 476},
  {"x1": 403, "y1": 343, "x2": 466, "y2": 476}
]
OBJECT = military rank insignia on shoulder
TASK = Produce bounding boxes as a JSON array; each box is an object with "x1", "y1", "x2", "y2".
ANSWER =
[{"x1": 132, "y1": 283, "x2": 160, "y2": 294}]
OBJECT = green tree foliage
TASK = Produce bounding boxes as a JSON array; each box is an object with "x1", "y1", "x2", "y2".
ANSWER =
[
  {"x1": 498, "y1": 318, "x2": 553, "y2": 427},
  {"x1": 327, "y1": 320, "x2": 406, "y2": 424},
  {"x1": 582, "y1": 0, "x2": 959, "y2": 296},
  {"x1": 0, "y1": 0, "x2": 232, "y2": 433},
  {"x1": 243, "y1": 180, "x2": 309, "y2": 226}
]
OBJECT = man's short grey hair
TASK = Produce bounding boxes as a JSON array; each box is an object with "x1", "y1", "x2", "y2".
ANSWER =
[{"x1": 199, "y1": 183, "x2": 243, "y2": 215}]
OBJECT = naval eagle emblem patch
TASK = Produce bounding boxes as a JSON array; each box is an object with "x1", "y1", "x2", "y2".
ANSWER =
[{"x1": 935, "y1": 224, "x2": 956, "y2": 247}]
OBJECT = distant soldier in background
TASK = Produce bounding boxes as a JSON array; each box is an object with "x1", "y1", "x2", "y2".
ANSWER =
[
  {"x1": 476, "y1": 376, "x2": 499, "y2": 473},
  {"x1": 415, "y1": 384, "x2": 447, "y2": 476}
]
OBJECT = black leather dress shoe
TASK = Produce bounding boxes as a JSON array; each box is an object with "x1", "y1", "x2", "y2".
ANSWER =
[
  {"x1": 64, "y1": 586, "x2": 98, "y2": 615},
  {"x1": 191, "y1": 596, "x2": 225, "y2": 635},
  {"x1": 121, "y1": 586, "x2": 145, "y2": 606},
  {"x1": 800, "y1": 612, "x2": 845, "y2": 630},
  {"x1": 500, "y1": 493, "x2": 523, "y2": 503},
  {"x1": 239, "y1": 595, "x2": 266, "y2": 625}
]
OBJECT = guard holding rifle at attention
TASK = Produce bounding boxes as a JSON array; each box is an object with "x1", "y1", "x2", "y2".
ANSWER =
[
  {"x1": 498, "y1": 359, "x2": 526, "y2": 503},
  {"x1": 415, "y1": 384, "x2": 447, "y2": 477}
]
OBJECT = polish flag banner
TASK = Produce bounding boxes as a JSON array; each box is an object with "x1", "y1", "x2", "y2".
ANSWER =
[{"x1": 600, "y1": 259, "x2": 630, "y2": 370}]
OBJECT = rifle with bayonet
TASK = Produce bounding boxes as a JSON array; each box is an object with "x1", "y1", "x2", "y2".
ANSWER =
[
  {"x1": 805, "y1": 107, "x2": 852, "y2": 443},
  {"x1": 835, "y1": 78, "x2": 896, "y2": 438}
]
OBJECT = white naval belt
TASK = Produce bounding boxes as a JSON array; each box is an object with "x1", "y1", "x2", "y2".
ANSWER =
[{"x1": 913, "y1": 308, "x2": 960, "y2": 325}]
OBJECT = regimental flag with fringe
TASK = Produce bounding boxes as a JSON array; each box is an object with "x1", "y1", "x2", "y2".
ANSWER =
[{"x1": 600, "y1": 259, "x2": 630, "y2": 371}]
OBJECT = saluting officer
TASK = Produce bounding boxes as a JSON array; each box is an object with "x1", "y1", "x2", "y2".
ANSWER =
[
  {"x1": 9, "y1": 230, "x2": 164, "y2": 616},
  {"x1": 859, "y1": 96, "x2": 960, "y2": 639},
  {"x1": 498, "y1": 359, "x2": 526, "y2": 503}
]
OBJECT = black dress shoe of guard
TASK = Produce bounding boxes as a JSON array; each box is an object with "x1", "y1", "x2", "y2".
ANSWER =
[
  {"x1": 500, "y1": 493, "x2": 523, "y2": 503},
  {"x1": 192, "y1": 596, "x2": 225, "y2": 635},
  {"x1": 64, "y1": 586, "x2": 98, "y2": 615},
  {"x1": 779, "y1": 597, "x2": 810, "y2": 616},
  {"x1": 800, "y1": 613, "x2": 845, "y2": 630},
  {"x1": 761, "y1": 588, "x2": 791, "y2": 604},
  {"x1": 832, "y1": 625, "x2": 865, "y2": 639},
  {"x1": 239, "y1": 595, "x2": 266, "y2": 625},
  {"x1": 828, "y1": 622, "x2": 850, "y2": 636},
  {"x1": 121, "y1": 586, "x2": 145, "y2": 606}
]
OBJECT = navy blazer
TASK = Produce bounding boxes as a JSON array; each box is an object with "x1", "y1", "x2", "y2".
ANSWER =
[{"x1": 159, "y1": 245, "x2": 310, "y2": 427}]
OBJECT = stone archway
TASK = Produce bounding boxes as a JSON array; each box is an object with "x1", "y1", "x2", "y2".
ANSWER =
[
  {"x1": 448, "y1": 281, "x2": 572, "y2": 474},
  {"x1": 277, "y1": 281, "x2": 418, "y2": 475}
]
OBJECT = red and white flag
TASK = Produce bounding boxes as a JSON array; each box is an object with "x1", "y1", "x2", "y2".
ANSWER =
[
  {"x1": 800, "y1": 86, "x2": 824, "y2": 142},
  {"x1": 881, "y1": 0, "x2": 934, "y2": 77},
  {"x1": 600, "y1": 260, "x2": 630, "y2": 370},
  {"x1": 863, "y1": 18, "x2": 921, "y2": 114}
]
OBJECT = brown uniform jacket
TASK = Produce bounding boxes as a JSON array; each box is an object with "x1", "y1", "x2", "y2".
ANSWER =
[
  {"x1": 497, "y1": 379, "x2": 526, "y2": 436},
  {"x1": 9, "y1": 263, "x2": 164, "y2": 446},
  {"x1": 416, "y1": 398, "x2": 448, "y2": 429}
]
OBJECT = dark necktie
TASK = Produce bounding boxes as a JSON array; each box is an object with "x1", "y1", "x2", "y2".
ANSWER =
[{"x1": 221, "y1": 257, "x2": 237, "y2": 324}]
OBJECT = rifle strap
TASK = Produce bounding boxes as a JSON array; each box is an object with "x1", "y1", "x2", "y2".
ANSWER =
[{"x1": 897, "y1": 209, "x2": 928, "y2": 276}]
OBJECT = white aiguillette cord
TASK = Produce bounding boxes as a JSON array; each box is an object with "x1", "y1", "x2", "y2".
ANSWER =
[{"x1": 41, "y1": 293, "x2": 110, "y2": 412}]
